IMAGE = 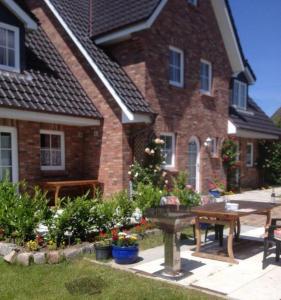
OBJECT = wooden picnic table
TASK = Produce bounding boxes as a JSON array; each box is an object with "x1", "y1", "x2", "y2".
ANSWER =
[
  {"x1": 191, "y1": 200, "x2": 281, "y2": 264},
  {"x1": 43, "y1": 179, "x2": 100, "y2": 206}
]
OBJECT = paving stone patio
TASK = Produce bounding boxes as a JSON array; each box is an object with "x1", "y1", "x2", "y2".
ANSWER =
[{"x1": 123, "y1": 188, "x2": 281, "y2": 300}]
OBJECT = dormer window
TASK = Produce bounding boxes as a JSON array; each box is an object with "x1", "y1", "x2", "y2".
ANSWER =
[
  {"x1": 0, "y1": 23, "x2": 20, "y2": 72},
  {"x1": 188, "y1": 0, "x2": 198, "y2": 6},
  {"x1": 232, "y1": 80, "x2": 247, "y2": 110}
]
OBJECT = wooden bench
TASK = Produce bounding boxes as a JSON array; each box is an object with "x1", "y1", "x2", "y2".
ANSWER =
[{"x1": 43, "y1": 179, "x2": 101, "y2": 206}]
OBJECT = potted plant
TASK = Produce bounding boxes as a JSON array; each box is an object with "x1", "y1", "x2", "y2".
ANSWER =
[
  {"x1": 94, "y1": 231, "x2": 112, "y2": 261},
  {"x1": 111, "y1": 229, "x2": 139, "y2": 264}
]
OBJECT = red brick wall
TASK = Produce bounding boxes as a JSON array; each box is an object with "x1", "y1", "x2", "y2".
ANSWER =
[
  {"x1": 238, "y1": 138, "x2": 259, "y2": 189},
  {"x1": 28, "y1": 1, "x2": 134, "y2": 195},
  {"x1": 108, "y1": 0, "x2": 232, "y2": 192},
  {"x1": 0, "y1": 118, "x2": 100, "y2": 185}
]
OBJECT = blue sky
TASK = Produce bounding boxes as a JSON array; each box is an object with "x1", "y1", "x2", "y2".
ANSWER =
[{"x1": 229, "y1": 0, "x2": 281, "y2": 117}]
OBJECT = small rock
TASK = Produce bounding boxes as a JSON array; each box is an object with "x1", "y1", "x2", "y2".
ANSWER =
[
  {"x1": 17, "y1": 253, "x2": 32, "y2": 266},
  {"x1": 47, "y1": 251, "x2": 62, "y2": 264},
  {"x1": 4, "y1": 250, "x2": 18, "y2": 264},
  {"x1": 81, "y1": 244, "x2": 94, "y2": 254},
  {"x1": 33, "y1": 252, "x2": 46, "y2": 265},
  {"x1": 0, "y1": 242, "x2": 18, "y2": 256},
  {"x1": 63, "y1": 248, "x2": 82, "y2": 261}
]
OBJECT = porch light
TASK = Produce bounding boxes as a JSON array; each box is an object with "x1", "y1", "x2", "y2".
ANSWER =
[{"x1": 204, "y1": 137, "x2": 212, "y2": 148}]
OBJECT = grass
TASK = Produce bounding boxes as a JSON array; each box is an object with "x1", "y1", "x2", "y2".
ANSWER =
[{"x1": 0, "y1": 257, "x2": 220, "y2": 300}]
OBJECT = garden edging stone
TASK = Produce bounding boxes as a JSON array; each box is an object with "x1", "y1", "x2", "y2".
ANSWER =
[
  {"x1": 0, "y1": 242, "x2": 19, "y2": 256},
  {"x1": 17, "y1": 253, "x2": 32, "y2": 266}
]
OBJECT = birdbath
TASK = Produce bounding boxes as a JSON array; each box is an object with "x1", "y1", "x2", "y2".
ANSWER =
[{"x1": 145, "y1": 205, "x2": 195, "y2": 277}]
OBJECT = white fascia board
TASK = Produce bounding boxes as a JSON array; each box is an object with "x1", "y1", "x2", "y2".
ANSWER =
[
  {"x1": 122, "y1": 112, "x2": 151, "y2": 124},
  {"x1": 228, "y1": 120, "x2": 237, "y2": 134},
  {"x1": 44, "y1": 0, "x2": 148, "y2": 123},
  {"x1": 0, "y1": 108, "x2": 100, "y2": 126},
  {"x1": 211, "y1": 0, "x2": 244, "y2": 74},
  {"x1": 244, "y1": 66, "x2": 256, "y2": 85},
  {"x1": 236, "y1": 129, "x2": 279, "y2": 140},
  {"x1": 95, "y1": 0, "x2": 168, "y2": 45},
  {"x1": 1, "y1": 0, "x2": 37, "y2": 30}
]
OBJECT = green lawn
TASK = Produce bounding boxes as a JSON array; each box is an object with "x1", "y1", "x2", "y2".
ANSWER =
[{"x1": 0, "y1": 258, "x2": 220, "y2": 300}]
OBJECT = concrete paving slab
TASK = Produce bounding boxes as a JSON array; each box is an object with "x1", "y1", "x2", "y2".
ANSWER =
[{"x1": 229, "y1": 267, "x2": 281, "y2": 300}]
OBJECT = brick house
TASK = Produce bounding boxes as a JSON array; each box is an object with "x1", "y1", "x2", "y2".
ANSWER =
[{"x1": 0, "y1": 0, "x2": 280, "y2": 195}]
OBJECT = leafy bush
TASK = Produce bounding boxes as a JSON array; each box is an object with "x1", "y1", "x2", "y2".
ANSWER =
[
  {"x1": 95, "y1": 191, "x2": 134, "y2": 231},
  {"x1": 133, "y1": 183, "x2": 166, "y2": 213},
  {"x1": 0, "y1": 180, "x2": 50, "y2": 244},
  {"x1": 171, "y1": 172, "x2": 200, "y2": 207},
  {"x1": 129, "y1": 138, "x2": 167, "y2": 189},
  {"x1": 46, "y1": 194, "x2": 98, "y2": 245},
  {"x1": 258, "y1": 141, "x2": 281, "y2": 185}
]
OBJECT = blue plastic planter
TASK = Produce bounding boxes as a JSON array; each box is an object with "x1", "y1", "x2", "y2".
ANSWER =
[
  {"x1": 209, "y1": 190, "x2": 221, "y2": 198},
  {"x1": 112, "y1": 245, "x2": 139, "y2": 264}
]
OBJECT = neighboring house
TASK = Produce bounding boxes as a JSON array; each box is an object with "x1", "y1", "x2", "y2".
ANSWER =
[
  {"x1": 272, "y1": 107, "x2": 281, "y2": 127},
  {"x1": 0, "y1": 0, "x2": 280, "y2": 195}
]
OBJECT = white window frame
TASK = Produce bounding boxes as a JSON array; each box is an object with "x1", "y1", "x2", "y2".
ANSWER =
[
  {"x1": 232, "y1": 80, "x2": 247, "y2": 110},
  {"x1": 200, "y1": 59, "x2": 212, "y2": 95},
  {"x1": 188, "y1": 0, "x2": 198, "y2": 6},
  {"x1": 0, "y1": 22, "x2": 20, "y2": 72},
  {"x1": 246, "y1": 142, "x2": 254, "y2": 167},
  {"x1": 169, "y1": 46, "x2": 184, "y2": 88},
  {"x1": 40, "y1": 130, "x2": 65, "y2": 171},
  {"x1": 0, "y1": 126, "x2": 18, "y2": 183},
  {"x1": 160, "y1": 132, "x2": 176, "y2": 169},
  {"x1": 210, "y1": 137, "x2": 218, "y2": 158}
]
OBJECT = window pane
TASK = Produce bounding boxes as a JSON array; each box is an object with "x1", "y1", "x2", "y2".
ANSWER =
[
  {"x1": 163, "y1": 150, "x2": 172, "y2": 165},
  {"x1": 51, "y1": 150, "x2": 61, "y2": 166},
  {"x1": 41, "y1": 149, "x2": 50, "y2": 166},
  {"x1": 0, "y1": 28, "x2": 6, "y2": 47},
  {"x1": 8, "y1": 49, "x2": 15, "y2": 67},
  {"x1": 7, "y1": 30, "x2": 15, "y2": 48},
  {"x1": 200, "y1": 62, "x2": 210, "y2": 91},
  {"x1": 0, "y1": 167, "x2": 12, "y2": 181},
  {"x1": 232, "y1": 81, "x2": 239, "y2": 105},
  {"x1": 51, "y1": 135, "x2": 61, "y2": 149},
  {"x1": 1, "y1": 150, "x2": 12, "y2": 166},
  {"x1": 169, "y1": 49, "x2": 182, "y2": 84},
  {"x1": 1, "y1": 133, "x2": 11, "y2": 148},
  {"x1": 0, "y1": 46, "x2": 6, "y2": 65},
  {"x1": 40, "y1": 134, "x2": 50, "y2": 148}
]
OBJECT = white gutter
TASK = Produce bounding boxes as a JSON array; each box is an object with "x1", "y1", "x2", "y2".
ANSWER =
[
  {"x1": 0, "y1": 108, "x2": 100, "y2": 126},
  {"x1": 44, "y1": 0, "x2": 150, "y2": 123}
]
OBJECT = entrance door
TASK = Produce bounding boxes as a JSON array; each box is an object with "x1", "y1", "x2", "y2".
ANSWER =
[
  {"x1": 0, "y1": 127, "x2": 18, "y2": 182},
  {"x1": 187, "y1": 137, "x2": 200, "y2": 191}
]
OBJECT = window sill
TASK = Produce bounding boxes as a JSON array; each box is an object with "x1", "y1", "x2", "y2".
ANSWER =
[{"x1": 169, "y1": 81, "x2": 184, "y2": 88}]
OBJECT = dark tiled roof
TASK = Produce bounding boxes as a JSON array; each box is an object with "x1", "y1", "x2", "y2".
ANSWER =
[
  {"x1": 91, "y1": 0, "x2": 161, "y2": 38},
  {"x1": 272, "y1": 107, "x2": 281, "y2": 119},
  {"x1": 230, "y1": 98, "x2": 281, "y2": 136},
  {"x1": 0, "y1": 24, "x2": 101, "y2": 118},
  {"x1": 49, "y1": 0, "x2": 153, "y2": 115}
]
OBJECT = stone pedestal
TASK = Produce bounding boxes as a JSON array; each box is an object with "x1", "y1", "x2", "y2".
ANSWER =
[{"x1": 163, "y1": 231, "x2": 182, "y2": 276}]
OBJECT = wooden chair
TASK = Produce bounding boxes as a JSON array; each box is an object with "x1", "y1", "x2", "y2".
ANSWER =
[{"x1": 263, "y1": 218, "x2": 281, "y2": 267}]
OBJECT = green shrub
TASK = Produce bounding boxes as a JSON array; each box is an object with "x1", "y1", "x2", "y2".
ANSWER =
[
  {"x1": 47, "y1": 194, "x2": 98, "y2": 245},
  {"x1": 0, "y1": 180, "x2": 50, "y2": 244},
  {"x1": 95, "y1": 190, "x2": 134, "y2": 231},
  {"x1": 171, "y1": 172, "x2": 201, "y2": 207},
  {"x1": 133, "y1": 183, "x2": 166, "y2": 213},
  {"x1": 129, "y1": 138, "x2": 167, "y2": 189},
  {"x1": 258, "y1": 141, "x2": 281, "y2": 185}
]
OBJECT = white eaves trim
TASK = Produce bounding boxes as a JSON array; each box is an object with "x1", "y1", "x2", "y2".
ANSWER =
[
  {"x1": 122, "y1": 112, "x2": 151, "y2": 124},
  {"x1": 0, "y1": 108, "x2": 100, "y2": 126},
  {"x1": 44, "y1": 0, "x2": 151, "y2": 124},
  {"x1": 1, "y1": 0, "x2": 37, "y2": 30},
  {"x1": 95, "y1": 0, "x2": 168, "y2": 45},
  {"x1": 211, "y1": 0, "x2": 244, "y2": 75},
  {"x1": 228, "y1": 120, "x2": 279, "y2": 139}
]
